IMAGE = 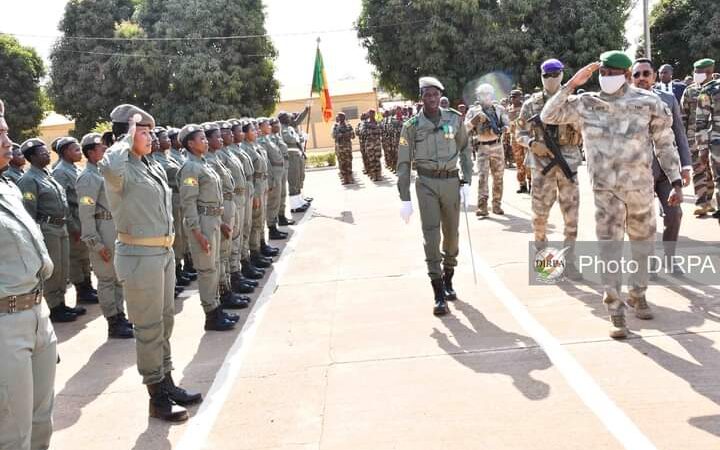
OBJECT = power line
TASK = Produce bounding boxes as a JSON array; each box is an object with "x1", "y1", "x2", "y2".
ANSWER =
[
  {"x1": 53, "y1": 49, "x2": 271, "y2": 58},
  {"x1": 0, "y1": 19, "x2": 428, "y2": 43}
]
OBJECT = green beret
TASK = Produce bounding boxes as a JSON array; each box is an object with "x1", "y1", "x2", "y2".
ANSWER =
[
  {"x1": 109, "y1": 104, "x2": 155, "y2": 128},
  {"x1": 80, "y1": 132, "x2": 103, "y2": 148},
  {"x1": 178, "y1": 124, "x2": 202, "y2": 144},
  {"x1": 600, "y1": 51, "x2": 632, "y2": 70},
  {"x1": 694, "y1": 58, "x2": 715, "y2": 69}
]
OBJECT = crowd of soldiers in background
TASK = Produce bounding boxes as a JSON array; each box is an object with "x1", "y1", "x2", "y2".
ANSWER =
[
  {"x1": 0, "y1": 107, "x2": 316, "y2": 337},
  {"x1": 332, "y1": 67, "x2": 720, "y2": 222}
]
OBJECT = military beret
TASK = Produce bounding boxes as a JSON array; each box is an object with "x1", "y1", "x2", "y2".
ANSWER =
[
  {"x1": 600, "y1": 51, "x2": 632, "y2": 70},
  {"x1": 80, "y1": 132, "x2": 103, "y2": 148},
  {"x1": 166, "y1": 127, "x2": 180, "y2": 138},
  {"x1": 694, "y1": 58, "x2": 715, "y2": 69},
  {"x1": 202, "y1": 121, "x2": 220, "y2": 133},
  {"x1": 50, "y1": 137, "x2": 62, "y2": 152},
  {"x1": 20, "y1": 138, "x2": 46, "y2": 158},
  {"x1": 418, "y1": 76, "x2": 444, "y2": 91},
  {"x1": 11, "y1": 142, "x2": 20, "y2": 151},
  {"x1": 153, "y1": 126, "x2": 167, "y2": 135},
  {"x1": 541, "y1": 58, "x2": 564, "y2": 73},
  {"x1": 109, "y1": 104, "x2": 155, "y2": 128},
  {"x1": 56, "y1": 136, "x2": 78, "y2": 153},
  {"x1": 178, "y1": 124, "x2": 202, "y2": 144},
  {"x1": 256, "y1": 117, "x2": 270, "y2": 125},
  {"x1": 216, "y1": 120, "x2": 231, "y2": 130},
  {"x1": 228, "y1": 119, "x2": 242, "y2": 130}
]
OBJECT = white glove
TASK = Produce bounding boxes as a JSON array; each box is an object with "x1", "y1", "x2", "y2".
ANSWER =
[
  {"x1": 400, "y1": 201, "x2": 413, "y2": 224},
  {"x1": 460, "y1": 184, "x2": 471, "y2": 208}
]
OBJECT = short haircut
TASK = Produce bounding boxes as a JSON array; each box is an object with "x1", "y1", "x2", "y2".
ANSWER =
[{"x1": 633, "y1": 58, "x2": 655, "y2": 70}]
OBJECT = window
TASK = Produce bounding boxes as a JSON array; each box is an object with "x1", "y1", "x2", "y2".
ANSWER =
[{"x1": 341, "y1": 106, "x2": 359, "y2": 120}]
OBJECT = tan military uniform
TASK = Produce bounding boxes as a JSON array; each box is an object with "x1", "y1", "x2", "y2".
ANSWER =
[
  {"x1": 17, "y1": 166, "x2": 69, "y2": 309},
  {"x1": 259, "y1": 134, "x2": 285, "y2": 226},
  {"x1": 465, "y1": 103, "x2": 508, "y2": 211},
  {"x1": 542, "y1": 83, "x2": 680, "y2": 317},
  {"x1": 150, "y1": 150, "x2": 185, "y2": 270},
  {"x1": 507, "y1": 102, "x2": 530, "y2": 187},
  {"x1": 179, "y1": 153, "x2": 223, "y2": 313},
  {"x1": 0, "y1": 178, "x2": 57, "y2": 450},
  {"x1": 77, "y1": 162, "x2": 125, "y2": 319},
  {"x1": 230, "y1": 143, "x2": 255, "y2": 266},
  {"x1": 205, "y1": 150, "x2": 236, "y2": 294},
  {"x1": 3, "y1": 165, "x2": 23, "y2": 184},
  {"x1": 270, "y1": 133, "x2": 289, "y2": 216},
  {"x1": 99, "y1": 135, "x2": 176, "y2": 385},
  {"x1": 218, "y1": 145, "x2": 248, "y2": 274},
  {"x1": 240, "y1": 141, "x2": 269, "y2": 253}
]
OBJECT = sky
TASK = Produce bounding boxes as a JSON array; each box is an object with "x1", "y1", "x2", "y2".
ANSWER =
[{"x1": 2, "y1": 0, "x2": 657, "y2": 101}]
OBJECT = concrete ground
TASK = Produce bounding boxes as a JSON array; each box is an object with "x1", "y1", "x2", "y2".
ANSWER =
[{"x1": 51, "y1": 154, "x2": 720, "y2": 450}]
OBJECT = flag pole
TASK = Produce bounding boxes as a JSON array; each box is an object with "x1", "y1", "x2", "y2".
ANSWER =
[{"x1": 303, "y1": 37, "x2": 320, "y2": 152}]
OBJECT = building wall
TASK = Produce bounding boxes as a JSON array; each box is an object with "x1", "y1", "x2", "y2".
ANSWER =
[{"x1": 273, "y1": 91, "x2": 378, "y2": 150}]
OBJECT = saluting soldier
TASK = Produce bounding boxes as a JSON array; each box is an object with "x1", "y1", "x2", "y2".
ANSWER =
[
  {"x1": 202, "y1": 122, "x2": 249, "y2": 311},
  {"x1": 397, "y1": 77, "x2": 473, "y2": 316},
  {"x1": 76, "y1": 132, "x2": 133, "y2": 339},
  {"x1": 99, "y1": 105, "x2": 201, "y2": 422},
  {"x1": 17, "y1": 138, "x2": 87, "y2": 323},
  {"x1": 542, "y1": 52, "x2": 682, "y2": 338},
  {"x1": 52, "y1": 137, "x2": 98, "y2": 304}
]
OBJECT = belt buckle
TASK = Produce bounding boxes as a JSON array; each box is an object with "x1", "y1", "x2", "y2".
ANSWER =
[
  {"x1": 164, "y1": 235, "x2": 172, "y2": 247},
  {"x1": 8, "y1": 295, "x2": 17, "y2": 314}
]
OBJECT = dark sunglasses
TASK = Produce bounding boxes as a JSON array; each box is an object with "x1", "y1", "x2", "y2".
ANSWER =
[
  {"x1": 542, "y1": 72, "x2": 562, "y2": 79},
  {"x1": 632, "y1": 70, "x2": 653, "y2": 78}
]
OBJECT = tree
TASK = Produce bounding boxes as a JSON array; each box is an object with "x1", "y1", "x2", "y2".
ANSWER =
[
  {"x1": 357, "y1": 0, "x2": 630, "y2": 103},
  {"x1": 649, "y1": 0, "x2": 720, "y2": 77},
  {"x1": 0, "y1": 35, "x2": 46, "y2": 142},
  {"x1": 49, "y1": 0, "x2": 279, "y2": 135}
]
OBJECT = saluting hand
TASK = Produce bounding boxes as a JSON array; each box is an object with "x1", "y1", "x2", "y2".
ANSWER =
[{"x1": 568, "y1": 62, "x2": 601, "y2": 90}]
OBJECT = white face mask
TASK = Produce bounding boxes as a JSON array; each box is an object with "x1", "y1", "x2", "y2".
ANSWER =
[
  {"x1": 694, "y1": 72, "x2": 707, "y2": 84},
  {"x1": 599, "y1": 74, "x2": 626, "y2": 94},
  {"x1": 542, "y1": 74, "x2": 564, "y2": 94}
]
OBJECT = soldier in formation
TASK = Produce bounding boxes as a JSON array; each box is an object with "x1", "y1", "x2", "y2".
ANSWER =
[{"x1": 332, "y1": 112, "x2": 356, "y2": 185}]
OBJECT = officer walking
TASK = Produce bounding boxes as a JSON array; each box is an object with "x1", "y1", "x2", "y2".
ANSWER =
[
  {"x1": 397, "y1": 77, "x2": 473, "y2": 316},
  {"x1": 53, "y1": 137, "x2": 98, "y2": 304},
  {"x1": 17, "y1": 138, "x2": 86, "y2": 323},
  {"x1": 0, "y1": 98, "x2": 58, "y2": 450},
  {"x1": 99, "y1": 105, "x2": 201, "y2": 422},
  {"x1": 694, "y1": 58, "x2": 720, "y2": 223},
  {"x1": 465, "y1": 83, "x2": 509, "y2": 216},
  {"x1": 76, "y1": 132, "x2": 134, "y2": 339},
  {"x1": 541, "y1": 52, "x2": 682, "y2": 338}
]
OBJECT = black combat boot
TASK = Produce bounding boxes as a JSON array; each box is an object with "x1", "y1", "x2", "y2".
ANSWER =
[
  {"x1": 75, "y1": 283, "x2": 98, "y2": 303},
  {"x1": 220, "y1": 285, "x2": 250, "y2": 310},
  {"x1": 250, "y1": 252, "x2": 272, "y2": 268},
  {"x1": 62, "y1": 302, "x2": 87, "y2": 316},
  {"x1": 164, "y1": 372, "x2": 203, "y2": 406},
  {"x1": 241, "y1": 260, "x2": 264, "y2": 279},
  {"x1": 83, "y1": 276, "x2": 98, "y2": 295},
  {"x1": 431, "y1": 279, "x2": 449, "y2": 316},
  {"x1": 183, "y1": 253, "x2": 198, "y2": 279},
  {"x1": 516, "y1": 183, "x2": 529, "y2": 194},
  {"x1": 230, "y1": 272, "x2": 255, "y2": 294},
  {"x1": 222, "y1": 309, "x2": 240, "y2": 323},
  {"x1": 107, "y1": 314, "x2": 134, "y2": 339},
  {"x1": 261, "y1": 241, "x2": 280, "y2": 257},
  {"x1": 278, "y1": 214, "x2": 295, "y2": 226},
  {"x1": 443, "y1": 268, "x2": 457, "y2": 301},
  {"x1": 204, "y1": 307, "x2": 236, "y2": 331},
  {"x1": 175, "y1": 264, "x2": 191, "y2": 287},
  {"x1": 268, "y1": 225, "x2": 288, "y2": 240},
  {"x1": 50, "y1": 304, "x2": 78, "y2": 323},
  {"x1": 117, "y1": 311, "x2": 133, "y2": 330},
  {"x1": 146, "y1": 382, "x2": 188, "y2": 422}
]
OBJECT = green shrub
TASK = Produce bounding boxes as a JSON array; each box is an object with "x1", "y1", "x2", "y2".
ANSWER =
[{"x1": 307, "y1": 152, "x2": 337, "y2": 168}]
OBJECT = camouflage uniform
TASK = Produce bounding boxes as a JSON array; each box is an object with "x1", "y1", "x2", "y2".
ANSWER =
[
  {"x1": 332, "y1": 121, "x2": 355, "y2": 183},
  {"x1": 381, "y1": 115, "x2": 393, "y2": 170},
  {"x1": 681, "y1": 83, "x2": 716, "y2": 210},
  {"x1": 507, "y1": 102, "x2": 530, "y2": 189},
  {"x1": 542, "y1": 83, "x2": 680, "y2": 320},
  {"x1": 517, "y1": 92, "x2": 582, "y2": 245},
  {"x1": 389, "y1": 115, "x2": 404, "y2": 172},
  {"x1": 694, "y1": 79, "x2": 720, "y2": 213},
  {"x1": 363, "y1": 120, "x2": 383, "y2": 181},
  {"x1": 465, "y1": 103, "x2": 508, "y2": 213},
  {"x1": 356, "y1": 120, "x2": 368, "y2": 174}
]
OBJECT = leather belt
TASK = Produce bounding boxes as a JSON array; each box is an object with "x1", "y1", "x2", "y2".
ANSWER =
[
  {"x1": 0, "y1": 290, "x2": 42, "y2": 314},
  {"x1": 117, "y1": 232, "x2": 175, "y2": 248},
  {"x1": 37, "y1": 214, "x2": 66, "y2": 226},
  {"x1": 480, "y1": 139, "x2": 500, "y2": 146},
  {"x1": 198, "y1": 206, "x2": 224, "y2": 216},
  {"x1": 94, "y1": 211, "x2": 113, "y2": 220},
  {"x1": 223, "y1": 192, "x2": 234, "y2": 201},
  {"x1": 416, "y1": 167, "x2": 459, "y2": 179}
]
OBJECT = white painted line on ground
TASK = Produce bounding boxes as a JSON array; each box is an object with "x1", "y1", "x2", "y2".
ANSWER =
[
  {"x1": 175, "y1": 207, "x2": 315, "y2": 450},
  {"x1": 473, "y1": 254, "x2": 658, "y2": 450}
]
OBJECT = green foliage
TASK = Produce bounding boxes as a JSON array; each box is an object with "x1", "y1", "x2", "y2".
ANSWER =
[
  {"x1": 91, "y1": 121, "x2": 112, "y2": 134},
  {"x1": 49, "y1": 0, "x2": 279, "y2": 136},
  {"x1": 358, "y1": 0, "x2": 629, "y2": 102},
  {"x1": 649, "y1": 0, "x2": 720, "y2": 77},
  {"x1": 307, "y1": 152, "x2": 336, "y2": 168},
  {"x1": 0, "y1": 35, "x2": 46, "y2": 142}
]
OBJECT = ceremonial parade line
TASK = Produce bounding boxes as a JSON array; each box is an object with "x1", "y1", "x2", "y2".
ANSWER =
[
  {"x1": 472, "y1": 252, "x2": 659, "y2": 450},
  {"x1": 174, "y1": 207, "x2": 315, "y2": 450}
]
